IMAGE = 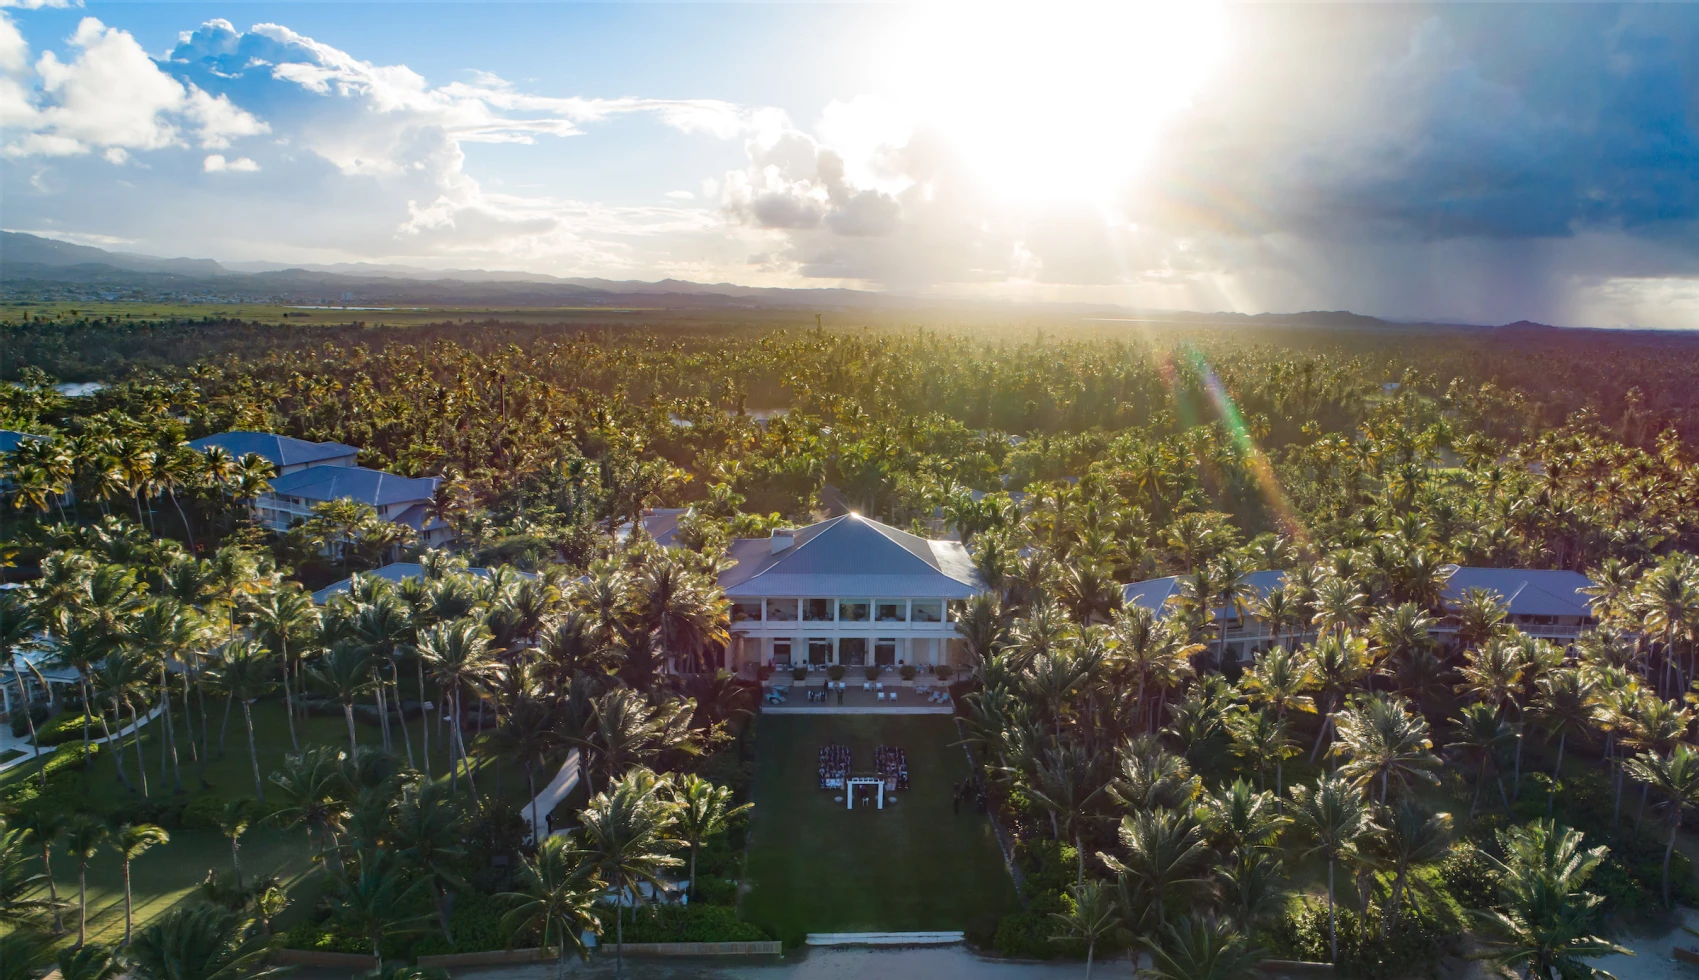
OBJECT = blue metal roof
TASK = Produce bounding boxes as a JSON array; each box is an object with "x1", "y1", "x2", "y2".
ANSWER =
[
  {"x1": 0, "y1": 430, "x2": 45, "y2": 454},
  {"x1": 1441, "y1": 566, "x2": 1595, "y2": 619},
  {"x1": 720, "y1": 514, "x2": 984, "y2": 599},
  {"x1": 187, "y1": 431, "x2": 359, "y2": 467},
  {"x1": 268, "y1": 465, "x2": 438, "y2": 507}
]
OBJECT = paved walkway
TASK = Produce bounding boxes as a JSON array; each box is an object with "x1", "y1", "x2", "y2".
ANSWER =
[
  {"x1": 524, "y1": 748, "x2": 581, "y2": 842},
  {"x1": 0, "y1": 702, "x2": 166, "y2": 774},
  {"x1": 440, "y1": 946, "x2": 1100, "y2": 980}
]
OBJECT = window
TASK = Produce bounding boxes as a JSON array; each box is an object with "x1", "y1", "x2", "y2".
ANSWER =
[
  {"x1": 875, "y1": 599, "x2": 907, "y2": 623},
  {"x1": 875, "y1": 639, "x2": 897, "y2": 666},
  {"x1": 808, "y1": 638, "x2": 832, "y2": 664},
  {"x1": 766, "y1": 598, "x2": 799, "y2": 622},
  {"x1": 803, "y1": 598, "x2": 833, "y2": 622},
  {"x1": 731, "y1": 600, "x2": 763, "y2": 623},
  {"x1": 772, "y1": 639, "x2": 792, "y2": 664},
  {"x1": 839, "y1": 637, "x2": 867, "y2": 666},
  {"x1": 839, "y1": 599, "x2": 870, "y2": 622},
  {"x1": 911, "y1": 600, "x2": 943, "y2": 623}
]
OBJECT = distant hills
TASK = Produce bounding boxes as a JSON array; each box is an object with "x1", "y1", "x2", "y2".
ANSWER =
[{"x1": 0, "y1": 231, "x2": 1558, "y2": 329}]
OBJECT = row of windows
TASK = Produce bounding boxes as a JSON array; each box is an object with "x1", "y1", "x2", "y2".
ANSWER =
[
  {"x1": 767, "y1": 636, "x2": 940, "y2": 665},
  {"x1": 730, "y1": 597, "x2": 959, "y2": 624}
]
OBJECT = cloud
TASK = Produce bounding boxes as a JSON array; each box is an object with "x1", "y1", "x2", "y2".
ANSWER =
[
  {"x1": 203, "y1": 153, "x2": 257, "y2": 172},
  {"x1": 3, "y1": 17, "x2": 266, "y2": 158}
]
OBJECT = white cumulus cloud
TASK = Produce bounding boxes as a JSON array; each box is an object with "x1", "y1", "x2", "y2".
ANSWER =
[{"x1": 203, "y1": 153, "x2": 257, "y2": 172}]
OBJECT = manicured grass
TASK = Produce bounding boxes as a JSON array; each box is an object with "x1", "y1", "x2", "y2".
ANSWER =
[
  {"x1": 741, "y1": 714, "x2": 1018, "y2": 941},
  {"x1": 2, "y1": 693, "x2": 533, "y2": 946}
]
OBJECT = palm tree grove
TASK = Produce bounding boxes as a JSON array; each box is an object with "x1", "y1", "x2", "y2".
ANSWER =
[{"x1": 4, "y1": 310, "x2": 1699, "y2": 980}]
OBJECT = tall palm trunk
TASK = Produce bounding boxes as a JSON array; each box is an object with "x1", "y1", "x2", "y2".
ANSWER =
[
  {"x1": 415, "y1": 659, "x2": 431, "y2": 780},
  {"x1": 39, "y1": 840, "x2": 62, "y2": 934},
  {"x1": 101, "y1": 702, "x2": 135, "y2": 793},
  {"x1": 279, "y1": 641, "x2": 299, "y2": 753},
  {"x1": 342, "y1": 699, "x2": 359, "y2": 752},
  {"x1": 168, "y1": 488, "x2": 196, "y2": 552},
  {"x1": 1547, "y1": 731, "x2": 1566, "y2": 815},
  {"x1": 160, "y1": 669, "x2": 183, "y2": 793},
  {"x1": 128, "y1": 700, "x2": 149, "y2": 797},
  {"x1": 1663, "y1": 813, "x2": 1682, "y2": 908},
  {"x1": 77, "y1": 859, "x2": 89, "y2": 947},
  {"x1": 11, "y1": 662, "x2": 45, "y2": 789},
  {"x1": 1327, "y1": 859, "x2": 1338, "y2": 964},
  {"x1": 241, "y1": 701, "x2": 265, "y2": 803},
  {"x1": 122, "y1": 856, "x2": 136, "y2": 945},
  {"x1": 78, "y1": 676, "x2": 92, "y2": 768},
  {"x1": 391, "y1": 660, "x2": 415, "y2": 767}
]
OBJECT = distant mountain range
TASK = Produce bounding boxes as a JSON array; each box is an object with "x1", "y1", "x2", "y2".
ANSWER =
[{"x1": 0, "y1": 231, "x2": 1557, "y2": 329}]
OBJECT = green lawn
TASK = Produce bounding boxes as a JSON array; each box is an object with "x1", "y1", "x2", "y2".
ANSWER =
[
  {"x1": 2, "y1": 693, "x2": 534, "y2": 946},
  {"x1": 741, "y1": 714, "x2": 1018, "y2": 941}
]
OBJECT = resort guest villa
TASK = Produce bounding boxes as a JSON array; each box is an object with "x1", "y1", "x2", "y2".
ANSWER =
[{"x1": 1124, "y1": 564, "x2": 1599, "y2": 664}]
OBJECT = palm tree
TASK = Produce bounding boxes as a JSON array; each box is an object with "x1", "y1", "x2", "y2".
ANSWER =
[
  {"x1": 0, "y1": 592, "x2": 48, "y2": 781},
  {"x1": 128, "y1": 598, "x2": 211, "y2": 794},
  {"x1": 1372, "y1": 801, "x2": 1452, "y2": 936},
  {"x1": 1097, "y1": 807, "x2": 1211, "y2": 933},
  {"x1": 1446, "y1": 703, "x2": 1514, "y2": 816},
  {"x1": 480, "y1": 695, "x2": 555, "y2": 837},
  {"x1": 579, "y1": 688, "x2": 695, "y2": 792},
  {"x1": 268, "y1": 745, "x2": 352, "y2": 873},
  {"x1": 309, "y1": 643, "x2": 374, "y2": 753},
  {"x1": 123, "y1": 904, "x2": 281, "y2": 980},
  {"x1": 64, "y1": 816, "x2": 109, "y2": 947},
  {"x1": 208, "y1": 639, "x2": 276, "y2": 802},
  {"x1": 391, "y1": 780, "x2": 468, "y2": 941},
  {"x1": 668, "y1": 773, "x2": 751, "y2": 900},
  {"x1": 57, "y1": 942, "x2": 122, "y2": 980},
  {"x1": 499, "y1": 835, "x2": 604, "y2": 980},
  {"x1": 0, "y1": 821, "x2": 61, "y2": 927},
  {"x1": 1307, "y1": 631, "x2": 1369, "y2": 761},
  {"x1": 327, "y1": 855, "x2": 433, "y2": 971},
  {"x1": 1142, "y1": 916, "x2": 1264, "y2": 980},
  {"x1": 572, "y1": 767, "x2": 682, "y2": 977},
  {"x1": 218, "y1": 800, "x2": 252, "y2": 891},
  {"x1": 1331, "y1": 694, "x2": 1439, "y2": 802},
  {"x1": 1529, "y1": 668, "x2": 1596, "y2": 814},
  {"x1": 112, "y1": 824, "x2": 169, "y2": 945},
  {"x1": 246, "y1": 586, "x2": 318, "y2": 753},
  {"x1": 1048, "y1": 879, "x2": 1121, "y2": 980},
  {"x1": 1471, "y1": 820, "x2": 1628, "y2": 980},
  {"x1": 1625, "y1": 744, "x2": 1699, "y2": 906},
  {"x1": 0, "y1": 931, "x2": 53, "y2": 980},
  {"x1": 417, "y1": 617, "x2": 500, "y2": 794},
  {"x1": 1288, "y1": 775, "x2": 1377, "y2": 963},
  {"x1": 1224, "y1": 707, "x2": 1298, "y2": 795},
  {"x1": 1025, "y1": 740, "x2": 1110, "y2": 884}
]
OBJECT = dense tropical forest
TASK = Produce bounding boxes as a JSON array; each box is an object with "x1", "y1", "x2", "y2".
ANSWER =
[{"x1": 5, "y1": 312, "x2": 1699, "y2": 980}]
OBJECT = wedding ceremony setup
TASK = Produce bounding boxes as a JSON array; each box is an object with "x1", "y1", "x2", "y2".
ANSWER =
[{"x1": 817, "y1": 742, "x2": 913, "y2": 810}]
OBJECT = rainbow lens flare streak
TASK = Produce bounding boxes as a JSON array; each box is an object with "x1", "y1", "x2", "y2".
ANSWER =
[{"x1": 1188, "y1": 350, "x2": 1307, "y2": 544}]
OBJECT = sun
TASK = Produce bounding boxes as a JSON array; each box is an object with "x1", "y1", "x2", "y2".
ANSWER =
[{"x1": 876, "y1": 0, "x2": 1229, "y2": 209}]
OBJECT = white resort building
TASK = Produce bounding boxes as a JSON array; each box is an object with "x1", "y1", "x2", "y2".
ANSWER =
[
  {"x1": 188, "y1": 430, "x2": 454, "y2": 546},
  {"x1": 1124, "y1": 564, "x2": 1599, "y2": 665},
  {"x1": 720, "y1": 514, "x2": 984, "y2": 672}
]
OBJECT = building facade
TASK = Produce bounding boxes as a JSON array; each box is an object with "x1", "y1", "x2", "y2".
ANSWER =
[
  {"x1": 719, "y1": 514, "x2": 984, "y2": 671},
  {"x1": 1123, "y1": 564, "x2": 1600, "y2": 665}
]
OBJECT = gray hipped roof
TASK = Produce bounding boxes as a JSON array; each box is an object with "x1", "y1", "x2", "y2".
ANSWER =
[
  {"x1": 187, "y1": 431, "x2": 359, "y2": 467},
  {"x1": 1441, "y1": 566, "x2": 1596, "y2": 618},
  {"x1": 1123, "y1": 565, "x2": 1597, "y2": 621},
  {"x1": 720, "y1": 514, "x2": 985, "y2": 599},
  {"x1": 268, "y1": 465, "x2": 438, "y2": 507}
]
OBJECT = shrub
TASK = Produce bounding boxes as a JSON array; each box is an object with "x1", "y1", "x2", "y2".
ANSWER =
[
  {"x1": 826, "y1": 665, "x2": 845, "y2": 682},
  {"x1": 181, "y1": 795, "x2": 232, "y2": 831},
  {"x1": 611, "y1": 903, "x2": 771, "y2": 944},
  {"x1": 1438, "y1": 842, "x2": 1500, "y2": 913},
  {"x1": 1266, "y1": 882, "x2": 1463, "y2": 979},
  {"x1": 692, "y1": 876, "x2": 739, "y2": 906},
  {"x1": 33, "y1": 712, "x2": 96, "y2": 747},
  {"x1": 935, "y1": 665, "x2": 954, "y2": 681},
  {"x1": 900, "y1": 665, "x2": 917, "y2": 681},
  {"x1": 790, "y1": 666, "x2": 807, "y2": 681},
  {"x1": 864, "y1": 666, "x2": 879, "y2": 681},
  {"x1": 991, "y1": 891, "x2": 1078, "y2": 960}
]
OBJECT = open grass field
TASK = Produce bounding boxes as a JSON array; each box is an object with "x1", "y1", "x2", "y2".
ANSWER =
[
  {"x1": 740, "y1": 714, "x2": 1018, "y2": 942},
  {"x1": 8, "y1": 302, "x2": 669, "y2": 328},
  {"x1": 1, "y1": 694, "x2": 534, "y2": 946}
]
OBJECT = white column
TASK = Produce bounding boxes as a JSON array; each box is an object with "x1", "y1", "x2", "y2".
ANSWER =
[{"x1": 877, "y1": 782, "x2": 884, "y2": 809}]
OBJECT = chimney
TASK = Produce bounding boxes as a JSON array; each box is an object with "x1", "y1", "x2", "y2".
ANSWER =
[{"x1": 770, "y1": 528, "x2": 795, "y2": 554}]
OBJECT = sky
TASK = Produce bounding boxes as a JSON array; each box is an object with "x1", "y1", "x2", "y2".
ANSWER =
[{"x1": 2, "y1": 1, "x2": 1699, "y2": 328}]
